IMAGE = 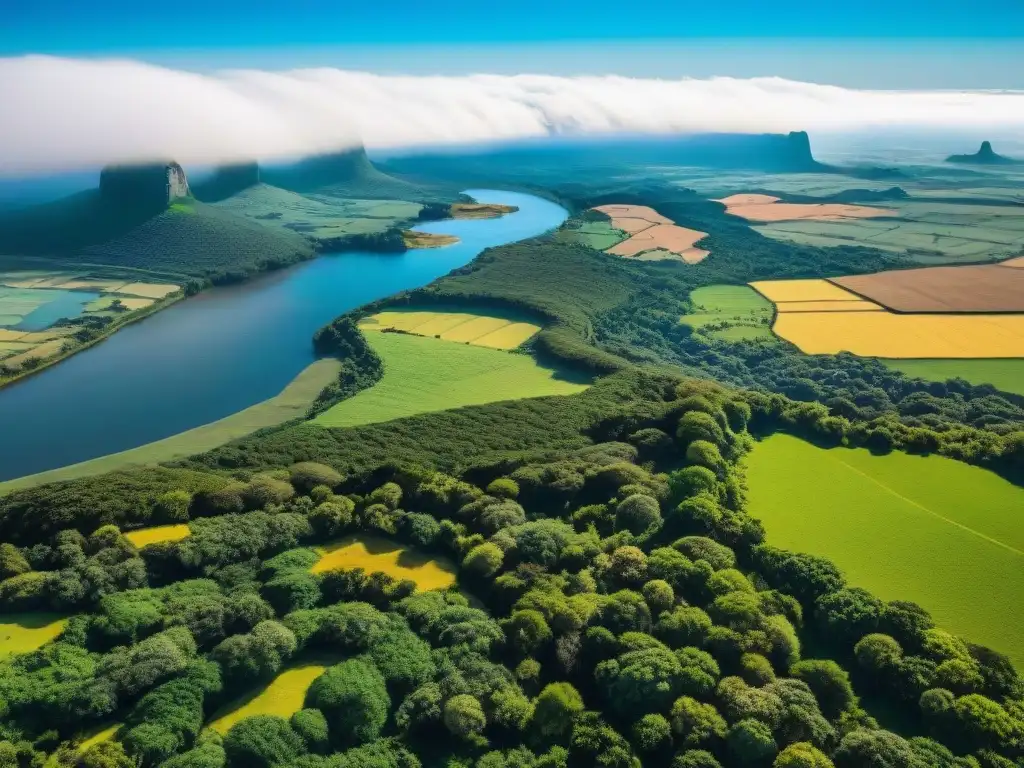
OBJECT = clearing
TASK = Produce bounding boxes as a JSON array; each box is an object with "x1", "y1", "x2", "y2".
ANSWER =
[
  {"x1": 681, "y1": 285, "x2": 774, "y2": 341},
  {"x1": 312, "y1": 332, "x2": 590, "y2": 429},
  {"x1": 311, "y1": 533, "x2": 458, "y2": 590},
  {"x1": 744, "y1": 433, "x2": 1024, "y2": 667},
  {"x1": 590, "y1": 204, "x2": 710, "y2": 263},
  {"x1": 0, "y1": 613, "x2": 67, "y2": 659},
  {"x1": 359, "y1": 307, "x2": 541, "y2": 350},
  {"x1": 124, "y1": 523, "x2": 191, "y2": 549},
  {"x1": 716, "y1": 193, "x2": 895, "y2": 222},
  {"x1": 881, "y1": 359, "x2": 1024, "y2": 397},
  {"x1": 208, "y1": 659, "x2": 338, "y2": 734}
]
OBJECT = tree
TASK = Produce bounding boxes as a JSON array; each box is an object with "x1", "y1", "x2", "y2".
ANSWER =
[
  {"x1": 815, "y1": 588, "x2": 883, "y2": 644},
  {"x1": 642, "y1": 580, "x2": 674, "y2": 614},
  {"x1": 633, "y1": 713, "x2": 671, "y2": 753},
  {"x1": 0, "y1": 543, "x2": 30, "y2": 579},
  {"x1": 774, "y1": 742, "x2": 834, "y2": 768},
  {"x1": 791, "y1": 660, "x2": 856, "y2": 719},
  {"x1": 854, "y1": 634, "x2": 903, "y2": 678},
  {"x1": 833, "y1": 729, "x2": 927, "y2": 768},
  {"x1": 486, "y1": 478, "x2": 520, "y2": 499},
  {"x1": 291, "y1": 709, "x2": 330, "y2": 754},
  {"x1": 223, "y1": 716, "x2": 305, "y2": 768},
  {"x1": 670, "y1": 697, "x2": 727, "y2": 749},
  {"x1": 598, "y1": 646, "x2": 685, "y2": 716},
  {"x1": 656, "y1": 606, "x2": 712, "y2": 648},
  {"x1": 727, "y1": 719, "x2": 777, "y2": 765},
  {"x1": 672, "y1": 751, "x2": 722, "y2": 768},
  {"x1": 952, "y1": 694, "x2": 1020, "y2": 752},
  {"x1": 504, "y1": 610, "x2": 553, "y2": 655},
  {"x1": 289, "y1": 462, "x2": 342, "y2": 493},
  {"x1": 305, "y1": 658, "x2": 390, "y2": 746},
  {"x1": 673, "y1": 536, "x2": 735, "y2": 571},
  {"x1": 308, "y1": 499, "x2": 355, "y2": 536},
  {"x1": 615, "y1": 495, "x2": 662, "y2": 535},
  {"x1": 532, "y1": 683, "x2": 584, "y2": 740},
  {"x1": 676, "y1": 411, "x2": 726, "y2": 448},
  {"x1": 444, "y1": 694, "x2": 487, "y2": 742},
  {"x1": 464, "y1": 543, "x2": 504, "y2": 577},
  {"x1": 78, "y1": 741, "x2": 135, "y2": 768}
]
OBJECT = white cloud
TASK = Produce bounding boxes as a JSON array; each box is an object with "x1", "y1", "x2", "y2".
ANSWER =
[{"x1": 1, "y1": 55, "x2": 1023, "y2": 175}]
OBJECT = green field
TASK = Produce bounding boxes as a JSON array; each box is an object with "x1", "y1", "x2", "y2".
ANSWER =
[
  {"x1": 0, "y1": 613, "x2": 67, "y2": 659},
  {"x1": 882, "y1": 358, "x2": 1024, "y2": 397},
  {"x1": 681, "y1": 285, "x2": 774, "y2": 341},
  {"x1": 312, "y1": 332, "x2": 590, "y2": 428},
  {"x1": 556, "y1": 220, "x2": 627, "y2": 251},
  {"x1": 0, "y1": 359, "x2": 341, "y2": 493},
  {"x1": 744, "y1": 433, "x2": 1024, "y2": 666}
]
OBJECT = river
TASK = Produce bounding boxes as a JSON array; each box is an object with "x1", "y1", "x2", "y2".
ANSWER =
[{"x1": 0, "y1": 190, "x2": 567, "y2": 481}]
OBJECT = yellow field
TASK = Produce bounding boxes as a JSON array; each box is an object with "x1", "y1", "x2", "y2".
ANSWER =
[
  {"x1": 77, "y1": 724, "x2": 120, "y2": 753},
  {"x1": 0, "y1": 614, "x2": 67, "y2": 658},
  {"x1": 114, "y1": 282, "x2": 180, "y2": 299},
  {"x1": 3, "y1": 338, "x2": 64, "y2": 366},
  {"x1": 360, "y1": 309, "x2": 541, "y2": 350},
  {"x1": 311, "y1": 534, "x2": 457, "y2": 590},
  {"x1": 750, "y1": 279, "x2": 860, "y2": 303},
  {"x1": 775, "y1": 300, "x2": 883, "y2": 313},
  {"x1": 0, "y1": 329, "x2": 65, "y2": 343},
  {"x1": 124, "y1": 523, "x2": 191, "y2": 548},
  {"x1": 87, "y1": 296, "x2": 155, "y2": 312},
  {"x1": 208, "y1": 661, "x2": 332, "y2": 734},
  {"x1": 774, "y1": 312, "x2": 1024, "y2": 357},
  {"x1": 57, "y1": 279, "x2": 129, "y2": 292}
]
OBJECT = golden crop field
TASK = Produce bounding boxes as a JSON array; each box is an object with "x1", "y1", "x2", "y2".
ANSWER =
[
  {"x1": 360, "y1": 309, "x2": 541, "y2": 350},
  {"x1": 749, "y1": 278, "x2": 860, "y2": 303},
  {"x1": 311, "y1": 533, "x2": 457, "y2": 591},
  {"x1": 114, "y1": 282, "x2": 180, "y2": 299},
  {"x1": 124, "y1": 523, "x2": 192, "y2": 549},
  {"x1": 774, "y1": 311, "x2": 1024, "y2": 357},
  {"x1": 774, "y1": 300, "x2": 883, "y2": 313}
]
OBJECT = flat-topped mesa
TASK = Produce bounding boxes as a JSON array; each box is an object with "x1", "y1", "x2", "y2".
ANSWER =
[
  {"x1": 946, "y1": 141, "x2": 1022, "y2": 165},
  {"x1": 261, "y1": 146, "x2": 375, "y2": 192},
  {"x1": 99, "y1": 160, "x2": 190, "y2": 211},
  {"x1": 191, "y1": 161, "x2": 261, "y2": 202}
]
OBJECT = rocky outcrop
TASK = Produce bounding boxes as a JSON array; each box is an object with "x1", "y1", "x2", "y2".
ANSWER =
[
  {"x1": 947, "y1": 141, "x2": 1021, "y2": 165},
  {"x1": 99, "y1": 161, "x2": 190, "y2": 211}
]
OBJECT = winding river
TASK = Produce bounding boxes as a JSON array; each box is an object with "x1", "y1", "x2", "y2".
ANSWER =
[{"x1": 0, "y1": 190, "x2": 567, "y2": 481}]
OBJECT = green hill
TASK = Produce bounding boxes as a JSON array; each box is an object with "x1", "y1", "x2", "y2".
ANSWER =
[
  {"x1": 80, "y1": 199, "x2": 315, "y2": 280},
  {"x1": 262, "y1": 147, "x2": 456, "y2": 201}
]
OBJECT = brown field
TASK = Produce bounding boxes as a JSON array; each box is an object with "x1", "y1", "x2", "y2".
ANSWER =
[
  {"x1": 1004, "y1": 256, "x2": 1024, "y2": 268},
  {"x1": 607, "y1": 224, "x2": 709, "y2": 263},
  {"x1": 832, "y1": 264, "x2": 1024, "y2": 312},
  {"x1": 592, "y1": 204, "x2": 673, "y2": 228},
  {"x1": 716, "y1": 193, "x2": 896, "y2": 222},
  {"x1": 114, "y1": 282, "x2": 180, "y2": 299}
]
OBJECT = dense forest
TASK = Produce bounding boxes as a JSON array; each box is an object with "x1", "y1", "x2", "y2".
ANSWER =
[{"x1": 1, "y1": 179, "x2": 1022, "y2": 768}]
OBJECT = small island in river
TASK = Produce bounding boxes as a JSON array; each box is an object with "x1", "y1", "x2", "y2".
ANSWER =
[{"x1": 450, "y1": 202, "x2": 519, "y2": 219}]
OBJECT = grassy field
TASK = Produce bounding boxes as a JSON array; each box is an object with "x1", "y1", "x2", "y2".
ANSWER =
[
  {"x1": 0, "y1": 613, "x2": 67, "y2": 659},
  {"x1": 756, "y1": 199, "x2": 1024, "y2": 264},
  {"x1": 0, "y1": 359, "x2": 342, "y2": 493},
  {"x1": 76, "y1": 724, "x2": 120, "y2": 753},
  {"x1": 312, "y1": 332, "x2": 590, "y2": 429},
  {"x1": 882, "y1": 358, "x2": 1024, "y2": 397},
  {"x1": 208, "y1": 659, "x2": 338, "y2": 734},
  {"x1": 556, "y1": 220, "x2": 628, "y2": 251},
  {"x1": 360, "y1": 307, "x2": 542, "y2": 350},
  {"x1": 744, "y1": 433, "x2": 1024, "y2": 666},
  {"x1": 124, "y1": 523, "x2": 191, "y2": 549},
  {"x1": 312, "y1": 533, "x2": 457, "y2": 590},
  {"x1": 213, "y1": 184, "x2": 422, "y2": 240},
  {"x1": 681, "y1": 285, "x2": 774, "y2": 341}
]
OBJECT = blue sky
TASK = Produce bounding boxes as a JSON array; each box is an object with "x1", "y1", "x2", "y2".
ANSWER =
[{"x1": 4, "y1": 0, "x2": 1024, "y2": 87}]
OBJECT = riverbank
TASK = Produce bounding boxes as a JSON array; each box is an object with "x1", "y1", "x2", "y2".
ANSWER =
[{"x1": 0, "y1": 190, "x2": 569, "y2": 481}]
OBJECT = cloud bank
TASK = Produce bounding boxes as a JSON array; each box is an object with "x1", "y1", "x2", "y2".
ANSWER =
[{"x1": 1, "y1": 55, "x2": 1023, "y2": 175}]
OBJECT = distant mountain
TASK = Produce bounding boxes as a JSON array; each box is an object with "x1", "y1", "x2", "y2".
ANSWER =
[
  {"x1": 191, "y1": 161, "x2": 261, "y2": 203},
  {"x1": 946, "y1": 141, "x2": 1022, "y2": 165},
  {"x1": 261, "y1": 147, "x2": 450, "y2": 201}
]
